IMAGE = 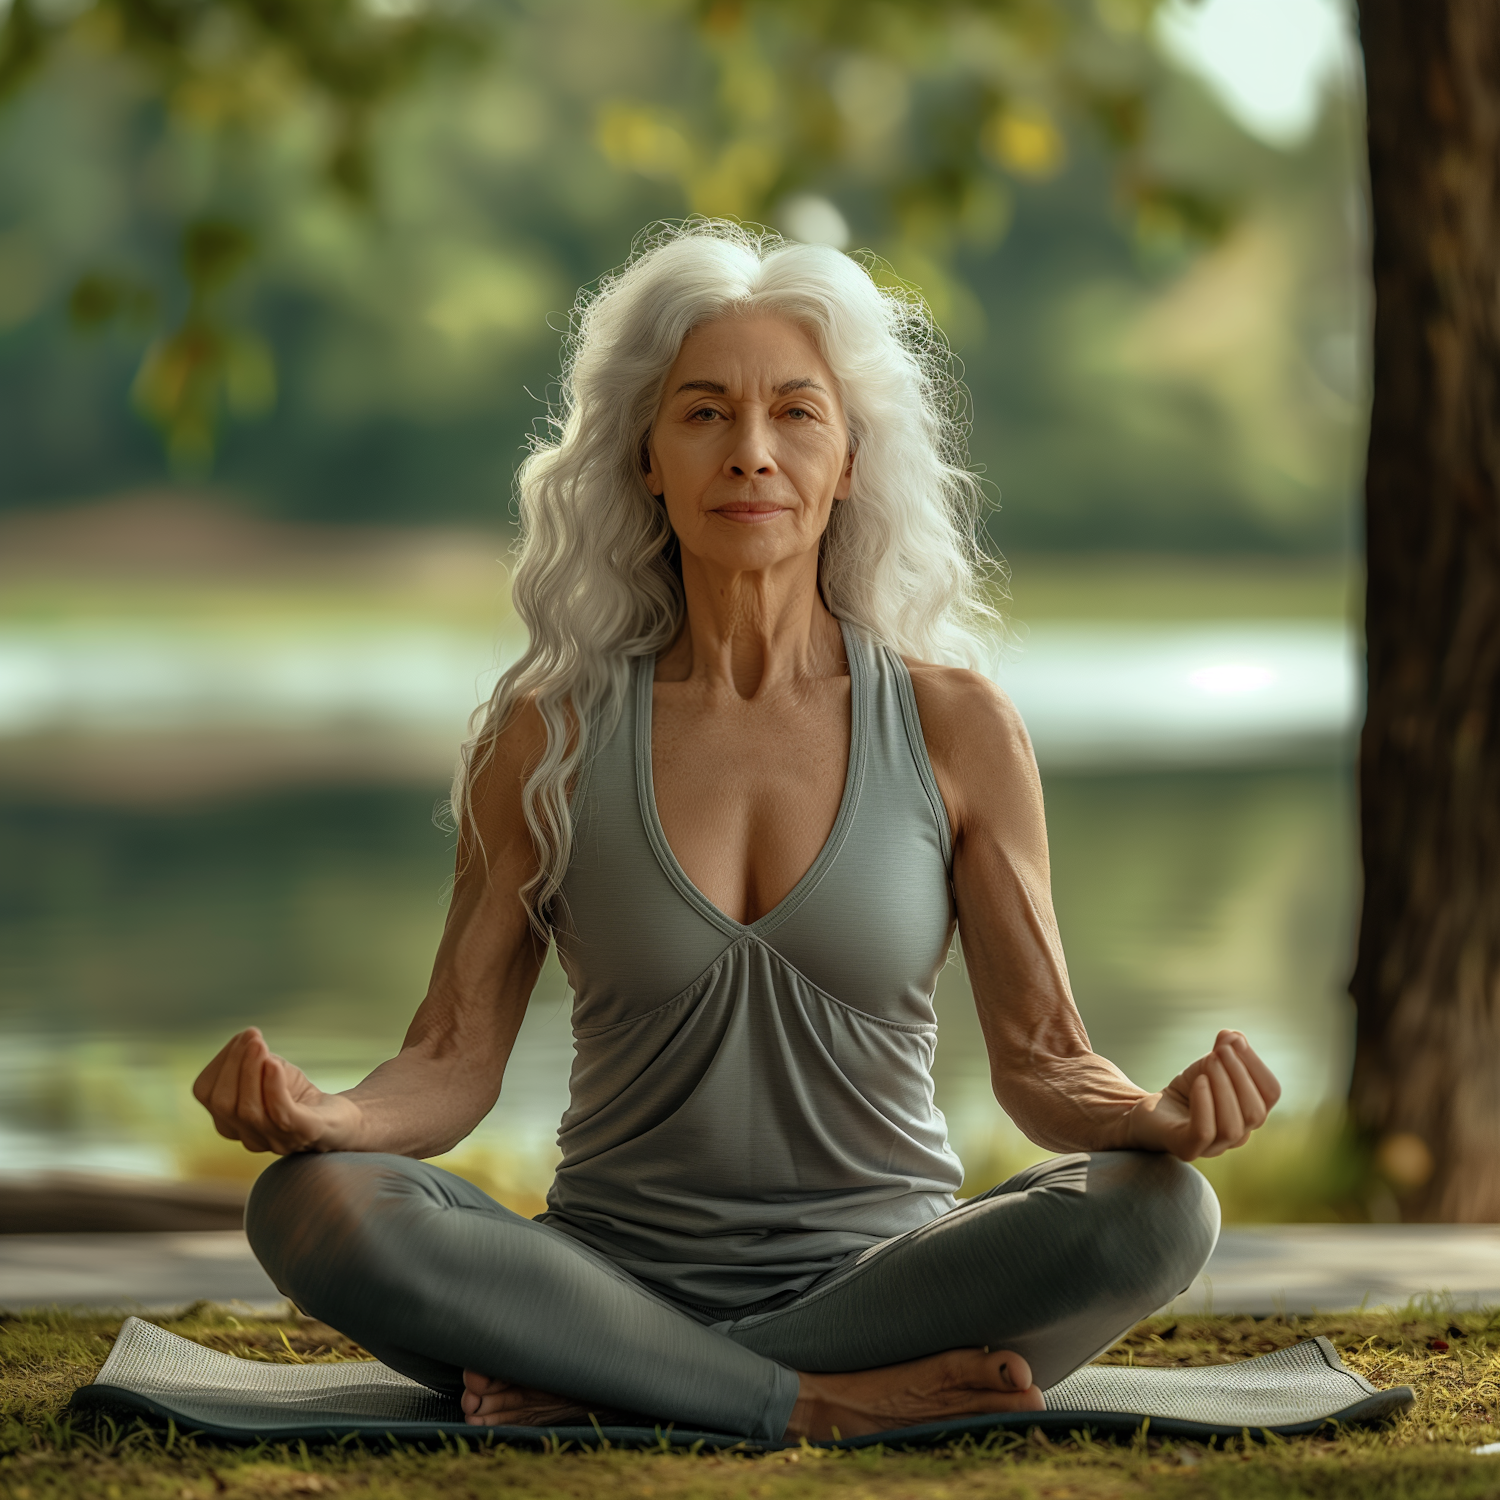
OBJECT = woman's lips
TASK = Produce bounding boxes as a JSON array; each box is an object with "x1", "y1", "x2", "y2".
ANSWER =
[{"x1": 712, "y1": 503, "x2": 785, "y2": 523}]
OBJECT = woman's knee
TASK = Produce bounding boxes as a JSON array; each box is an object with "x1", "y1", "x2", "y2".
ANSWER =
[
  {"x1": 246, "y1": 1152, "x2": 499, "y2": 1298},
  {"x1": 1084, "y1": 1151, "x2": 1220, "y2": 1300},
  {"x1": 246, "y1": 1152, "x2": 408, "y2": 1298}
]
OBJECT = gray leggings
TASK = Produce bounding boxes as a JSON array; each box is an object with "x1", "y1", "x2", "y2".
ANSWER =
[{"x1": 246, "y1": 1150, "x2": 1219, "y2": 1443}]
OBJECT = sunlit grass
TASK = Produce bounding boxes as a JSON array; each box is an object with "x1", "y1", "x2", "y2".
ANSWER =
[
  {"x1": 419, "y1": 1144, "x2": 557, "y2": 1221},
  {"x1": 169, "y1": 1114, "x2": 1375, "y2": 1229},
  {"x1": 958, "y1": 1110, "x2": 1377, "y2": 1224},
  {"x1": 3, "y1": 1303, "x2": 1497, "y2": 1498},
  {"x1": 0, "y1": 551, "x2": 1357, "y2": 630},
  {"x1": 76, "y1": 1061, "x2": 1377, "y2": 1228},
  {"x1": 166, "y1": 1114, "x2": 1381, "y2": 1228},
  {"x1": 1001, "y1": 552, "x2": 1358, "y2": 624},
  {"x1": 0, "y1": 580, "x2": 516, "y2": 631}
]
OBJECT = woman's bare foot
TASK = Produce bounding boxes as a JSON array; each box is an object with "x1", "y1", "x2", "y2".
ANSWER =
[
  {"x1": 460, "y1": 1369, "x2": 594, "y2": 1427},
  {"x1": 784, "y1": 1347, "x2": 1045, "y2": 1441}
]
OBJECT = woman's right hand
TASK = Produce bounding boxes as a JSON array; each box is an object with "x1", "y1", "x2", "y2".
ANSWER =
[{"x1": 193, "y1": 1027, "x2": 362, "y2": 1155}]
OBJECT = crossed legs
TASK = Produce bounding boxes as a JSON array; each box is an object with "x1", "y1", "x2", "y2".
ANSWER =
[{"x1": 246, "y1": 1149, "x2": 1218, "y2": 1442}]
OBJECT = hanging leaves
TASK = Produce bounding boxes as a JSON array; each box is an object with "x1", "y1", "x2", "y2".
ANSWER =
[
  {"x1": 2, "y1": 0, "x2": 1233, "y2": 466},
  {"x1": 1, "y1": 0, "x2": 482, "y2": 463}
]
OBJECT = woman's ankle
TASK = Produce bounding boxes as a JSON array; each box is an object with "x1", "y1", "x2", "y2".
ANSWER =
[{"x1": 782, "y1": 1376, "x2": 837, "y2": 1442}]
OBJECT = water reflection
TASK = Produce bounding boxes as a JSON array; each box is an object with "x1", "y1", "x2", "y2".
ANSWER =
[
  {"x1": 0, "y1": 620, "x2": 1355, "y2": 764},
  {"x1": 0, "y1": 765, "x2": 1355, "y2": 1197}
]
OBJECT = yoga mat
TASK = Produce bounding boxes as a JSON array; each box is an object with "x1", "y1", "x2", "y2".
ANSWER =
[{"x1": 70, "y1": 1316, "x2": 1414, "y2": 1449}]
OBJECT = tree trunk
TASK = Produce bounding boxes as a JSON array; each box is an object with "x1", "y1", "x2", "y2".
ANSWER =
[{"x1": 1351, "y1": 1, "x2": 1500, "y2": 1221}]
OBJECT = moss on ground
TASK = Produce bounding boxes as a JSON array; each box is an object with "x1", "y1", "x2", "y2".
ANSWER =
[{"x1": 5, "y1": 1303, "x2": 1500, "y2": 1499}]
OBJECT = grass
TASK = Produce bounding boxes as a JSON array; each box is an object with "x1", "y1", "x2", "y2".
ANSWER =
[
  {"x1": 1001, "y1": 553, "x2": 1359, "y2": 625},
  {"x1": 169, "y1": 1107, "x2": 1381, "y2": 1238},
  {"x1": 956, "y1": 1109, "x2": 1386, "y2": 1226},
  {"x1": 5, "y1": 1303, "x2": 1500, "y2": 1498},
  {"x1": 0, "y1": 546, "x2": 1357, "y2": 632}
]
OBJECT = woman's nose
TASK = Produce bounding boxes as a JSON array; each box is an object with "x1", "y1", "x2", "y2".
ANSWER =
[{"x1": 725, "y1": 414, "x2": 777, "y2": 477}]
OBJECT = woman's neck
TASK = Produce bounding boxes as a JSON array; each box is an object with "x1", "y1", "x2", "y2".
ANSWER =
[{"x1": 656, "y1": 551, "x2": 845, "y2": 698}]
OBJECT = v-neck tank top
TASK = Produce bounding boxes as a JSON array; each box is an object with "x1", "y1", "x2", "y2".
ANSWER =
[{"x1": 542, "y1": 618, "x2": 965, "y2": 1312}]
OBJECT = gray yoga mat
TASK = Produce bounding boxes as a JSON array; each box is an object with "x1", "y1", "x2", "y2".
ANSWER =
[{"x1": 70, "y1": 1315, "x2": 1414, "y2": 1449}]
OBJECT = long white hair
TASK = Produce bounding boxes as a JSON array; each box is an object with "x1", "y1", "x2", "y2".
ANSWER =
[{"x1": 455, "y1": 220, "x2": 1000, "y2": 929}]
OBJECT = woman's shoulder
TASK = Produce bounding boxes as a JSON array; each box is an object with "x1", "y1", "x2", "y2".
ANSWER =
[
  {"x1": 897, "y1": 658, "x2": 1029, "y2": 750},
  {"x1": 897, "y1": 657, "x2": 1039, "y2": 833},
  {"x1": 473, "y1": 690, "x2": 550, "y2": 773},
  {"x1": 465, "y1": 692, "x2": 582, "y2": 817}
]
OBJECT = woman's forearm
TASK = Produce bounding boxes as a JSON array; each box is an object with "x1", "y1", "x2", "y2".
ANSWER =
[
  {"x1": 338, "y1": 1045, "x2": 506, "y2": 1158},
  {"x1": 992, "y1": 1048, "x2": 1151, "y2": 1155},
  {"x1": 336, "y1": 953, "x2": 538, "y2": 1157}
]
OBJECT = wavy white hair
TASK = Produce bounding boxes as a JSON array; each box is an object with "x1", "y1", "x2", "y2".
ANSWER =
[{"x1": 454, "y1": 220, "x2": 1000, "y2": 929}]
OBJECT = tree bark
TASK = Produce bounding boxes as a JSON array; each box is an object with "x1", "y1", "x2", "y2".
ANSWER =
[{"x1": 1351, "y1": 1, "x2": 1500, "y2": 1221}]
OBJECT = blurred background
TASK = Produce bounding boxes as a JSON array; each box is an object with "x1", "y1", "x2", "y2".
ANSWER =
[{"x1": 0, "y1": 0, "x2": 1374, "y2": 1224}]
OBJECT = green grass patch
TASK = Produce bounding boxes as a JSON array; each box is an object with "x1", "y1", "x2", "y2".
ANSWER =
[
  {"x1": 959, "y1": 1111, "x2": 1380, "y2": 1225},
  {"x1": 1002, "y1": 552, "x2": 1359, "y2": 625},
  {"x1": 0, "y1": 552, "x2": 1358, "y2": 631},
  {"x1": 4, "y1": 1302, "x2": 1500, "y2": 1498}
]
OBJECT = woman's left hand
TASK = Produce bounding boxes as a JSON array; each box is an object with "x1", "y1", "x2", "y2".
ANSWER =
[{"x1": 1124, "y1": 1030, "x2": 1282, "y2": 1161}]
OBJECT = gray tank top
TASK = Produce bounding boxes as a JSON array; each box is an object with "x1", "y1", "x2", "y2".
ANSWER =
[{"x1": 542, "y1": 618, "x2": 965, "y2": 1313}]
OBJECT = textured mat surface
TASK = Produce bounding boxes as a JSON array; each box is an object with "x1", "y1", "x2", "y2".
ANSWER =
[{"x1": 70, "y1": 1316, "x2": 1414, "y2": 1448}]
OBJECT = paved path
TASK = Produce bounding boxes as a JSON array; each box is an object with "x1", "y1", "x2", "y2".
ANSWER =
[
  {"x1": 1168, "y1": 1224, "x2": 1500, "y2": 1316},
  {"x1": 0, "y1": 1232, "x2": 283, "y2": 1314},
  {"x1": 3, "y1": 1225, "x2": 1499, "y2": 1317}
]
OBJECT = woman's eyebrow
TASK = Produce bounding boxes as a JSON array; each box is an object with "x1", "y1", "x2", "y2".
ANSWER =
[{"x1": 670, "y1": 378, "x2": 828, "y2": 396}]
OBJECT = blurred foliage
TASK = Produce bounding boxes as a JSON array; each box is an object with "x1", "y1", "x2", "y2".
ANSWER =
[
  {"x1": 125, "y1": 221, "x2": 280, "y2": 465},
  {"x1": 0, "y1": 0, "x2": 481, "y2": 462},
  {"x1": 600, "y1": 0, "x2": 1234, "y2": 259},
  {"x1": 0, "y1": 0, "x2": 1216, "y2": 464},
  {"x1": 0, "y1": 0, "x2": 1366, "y2": 550},
  {"x1": 0, "y1": 0, "x2": 479, "y2": 197}
]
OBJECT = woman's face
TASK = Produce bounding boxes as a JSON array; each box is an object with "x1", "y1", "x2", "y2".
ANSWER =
[{"x1": 644, "y1": 313, "x2": 853, "y2": 580}]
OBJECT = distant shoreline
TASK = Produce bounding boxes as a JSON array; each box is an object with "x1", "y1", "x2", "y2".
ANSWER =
[{"x1": 0, "y1": 1171, "x2": 248, "y2": 1234}]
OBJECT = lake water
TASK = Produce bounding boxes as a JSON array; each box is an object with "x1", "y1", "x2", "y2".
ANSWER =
[
  {"x1": 0, "y1": 766, "x2": 1357, "y2": 1195},
  {"x1": 0, "y1": 620, "x2": 1360, "y2": 1205}
]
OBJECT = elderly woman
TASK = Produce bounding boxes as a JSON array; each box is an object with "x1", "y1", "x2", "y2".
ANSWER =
[{"x1": 194, "y1": 223, "x2": 1279, "y2": 1444}]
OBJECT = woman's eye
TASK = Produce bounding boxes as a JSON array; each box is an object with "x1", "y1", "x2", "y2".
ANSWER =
[
  {"x1": 689, "y1": 408, "x2": 721, "y2": 421},
  {"x1": 785, "y1": 407, "x2": 810, "y2": 420}
]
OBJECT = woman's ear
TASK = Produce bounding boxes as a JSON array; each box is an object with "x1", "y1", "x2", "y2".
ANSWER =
[
  {"x1": 641, "y1": 435, "x2": 664, "y2": 496},
  {"x1": 834, "y1": 443, "x2": 855, "y2": 501}
]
